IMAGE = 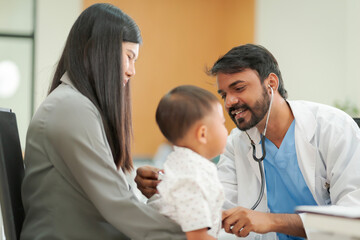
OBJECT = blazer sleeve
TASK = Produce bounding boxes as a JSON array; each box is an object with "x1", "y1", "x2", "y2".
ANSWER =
[{"x1": 46, "y1": 97, "x2": 185, "y2": 240}]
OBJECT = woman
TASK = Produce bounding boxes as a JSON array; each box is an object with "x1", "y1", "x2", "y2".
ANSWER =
[{"x1": 20, "y1": 4, "x2": 184, "y2": 240}]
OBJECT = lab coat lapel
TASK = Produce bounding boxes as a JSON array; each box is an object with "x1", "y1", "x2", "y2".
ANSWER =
[
  {"x1": 289, "y1": 101, "x2": 317, "y2": 201},
  {"x1": 246, "y1": 127, "x2": 263, "y2": 181}
]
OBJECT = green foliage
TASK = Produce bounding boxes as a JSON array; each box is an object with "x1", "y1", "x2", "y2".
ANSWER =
[{"x1": 334, "y1": 99, "x2": 360, "y2": 117}]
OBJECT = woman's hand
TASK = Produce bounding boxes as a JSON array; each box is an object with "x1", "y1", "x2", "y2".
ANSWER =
[{"x1": 134, "y1": 166, "x2": 161, "y2": 198}]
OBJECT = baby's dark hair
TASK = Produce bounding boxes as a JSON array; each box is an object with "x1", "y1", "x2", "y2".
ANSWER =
[{"x1": 156, "y1": 85, "x2": 219, "y2": 144}]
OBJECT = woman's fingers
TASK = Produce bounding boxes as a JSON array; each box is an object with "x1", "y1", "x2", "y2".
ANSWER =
[{"x1": 134, "y1": 166, "x2": 161, "y2": 198}]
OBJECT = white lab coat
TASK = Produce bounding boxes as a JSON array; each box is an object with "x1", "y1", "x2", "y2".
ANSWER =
[{"x1": 217, "y1": 100, "x2": 360, "y2": 239}]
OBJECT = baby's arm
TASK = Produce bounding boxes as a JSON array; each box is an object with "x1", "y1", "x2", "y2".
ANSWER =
[{"x1": 186, "y1": 228, "x2": 216, "y2": 240}]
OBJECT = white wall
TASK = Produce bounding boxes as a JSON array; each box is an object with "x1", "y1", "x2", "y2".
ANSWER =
[
  {"x1": 0, "y1": 0, "x2": 33, "y2": 34},
  {"x1": 0, "y1": 0, "x2": 82, "y2": 149},
  {"x1": 35, "y1": 0, "x2": 82, "y2": 109},
  {"x1": 255, "y1": 0, "x2": 360, "y2": 116},
  {"x1": 0, "y1": 0, "x2": 34, "y2": 150}
]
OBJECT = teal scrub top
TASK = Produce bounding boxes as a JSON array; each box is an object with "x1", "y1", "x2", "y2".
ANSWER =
[{"x1": 263, "y1": 120, "x2": 317, "y2": 240}]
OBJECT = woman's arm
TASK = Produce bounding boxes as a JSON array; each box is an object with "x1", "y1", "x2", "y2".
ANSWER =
[{"x1": 48, "y1": 97, "x2": 185, "y2": 240}]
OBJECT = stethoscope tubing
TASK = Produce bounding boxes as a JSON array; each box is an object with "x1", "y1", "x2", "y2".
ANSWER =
[
  {"x1": 248, "y1": 86, "x2": 274, "y2": 210},
  {"x1": 251, "y1": 162, "x2": 265, "y2": 210}
]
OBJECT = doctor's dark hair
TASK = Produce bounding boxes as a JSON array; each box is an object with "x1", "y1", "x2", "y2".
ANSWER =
[
  {"x1": 208, "y1": 44, "x2": 288, "y2": 99},
  {"x1": 49, "y1": 3, "x2": 142, "y2": 172},
  {"x1": 156, "y1": 85, "x2": 219, "y2": 144}
]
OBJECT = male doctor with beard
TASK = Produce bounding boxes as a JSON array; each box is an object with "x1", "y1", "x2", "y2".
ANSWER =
[{"x1": 135, "y1": 44, "x2": 360, "y2": 240}]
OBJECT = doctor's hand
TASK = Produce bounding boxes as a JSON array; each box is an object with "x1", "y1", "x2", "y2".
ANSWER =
[
  {"x1": 222, "y1": 206, "x2": 271, "y2": 237},
  {"x1": 222, "y1": 207, "x2": 306, "y2": 238},
  {"x1": 134, "y1": 166, "x2": 161, "y2": 198}
]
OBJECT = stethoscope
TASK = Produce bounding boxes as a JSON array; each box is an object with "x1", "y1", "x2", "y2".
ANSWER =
[{"x1": 244, "y1": 85, "x2": 274, "y2": 210}]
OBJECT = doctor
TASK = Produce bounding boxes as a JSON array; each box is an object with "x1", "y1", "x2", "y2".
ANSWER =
[{"x1": 135, "y1": 44, "x2": 360, "y2": 239}]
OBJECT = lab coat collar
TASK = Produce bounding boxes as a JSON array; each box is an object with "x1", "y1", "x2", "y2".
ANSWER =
[
  {"x1": 244, "y1": 100, "x2": 317, "y2": 193},
  {"x1": 288, "y1": 100, "x2": 317, "y2": 202},
  {"x1": 245, "y1": 126, "x2": 263, "y2": 181},
  {"x1": 246, "y1": 126, "x2": 262, "y2": 144},
  {"x1": 244, "y1": 100, "x2": 317, "y2": 144},
  {"x1": 288, "y1": 100, "x2": 316, "y2": 143}
]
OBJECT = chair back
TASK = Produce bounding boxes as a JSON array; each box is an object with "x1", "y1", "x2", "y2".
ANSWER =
[
  {"x1": 0, "y1": 108, "x2": 25, "y2": 240},
  {"x1": 354, "y1": 118, "x2": 360, "y2": 128}
]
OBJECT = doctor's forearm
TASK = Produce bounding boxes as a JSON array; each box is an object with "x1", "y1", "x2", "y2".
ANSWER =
[{"x1": 268, "y1": 213, "x2": 306, "y2": 238}]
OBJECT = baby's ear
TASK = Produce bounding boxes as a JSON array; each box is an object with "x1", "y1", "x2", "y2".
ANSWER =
[{"x1": 196, "y1": 124, "x2": 207, "y2": 144}]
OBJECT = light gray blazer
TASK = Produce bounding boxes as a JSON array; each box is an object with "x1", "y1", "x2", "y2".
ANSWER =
[{"x1": 21, "y1": 74, "x2": 185, "y2": 240}]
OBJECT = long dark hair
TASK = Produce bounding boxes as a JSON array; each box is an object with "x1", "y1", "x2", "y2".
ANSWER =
[{"x1": 49, "y1": 3, "x2": 142, "y2": 172}]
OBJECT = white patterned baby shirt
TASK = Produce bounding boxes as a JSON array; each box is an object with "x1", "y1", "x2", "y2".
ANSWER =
[{"x1": 148, "y1": 146, "x2": 225, "y2": 238}]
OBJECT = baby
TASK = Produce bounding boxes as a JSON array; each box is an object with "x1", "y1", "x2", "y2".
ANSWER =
[{"x1": 149, "y1": 85, "x2": 228, "y2": 240}]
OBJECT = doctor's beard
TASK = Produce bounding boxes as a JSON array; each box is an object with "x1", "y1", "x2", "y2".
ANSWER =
[{"x1": 228, "y1": 85, "x2": 270, "y2": 131}]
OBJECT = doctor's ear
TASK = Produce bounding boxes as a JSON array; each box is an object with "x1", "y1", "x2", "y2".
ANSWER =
[{"x1": 266, "y1": 73, "x2": 279, "y2": 93}]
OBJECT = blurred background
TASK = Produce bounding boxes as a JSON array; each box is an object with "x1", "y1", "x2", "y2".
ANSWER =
[
  {"x1": 1, "y1": 0, "x2": 360, "y2": 160},
  {"x1": 0, "y1": 0, "x2": 359, "y2": 238},
  {"x1": 1, "y1": 0, "x2": 359, "y2": 161}
]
